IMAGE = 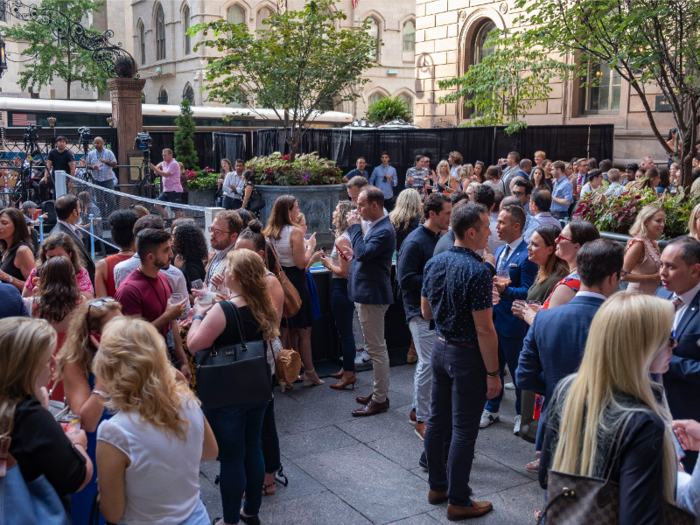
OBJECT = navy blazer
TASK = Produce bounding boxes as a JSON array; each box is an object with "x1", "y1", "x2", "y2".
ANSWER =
[
  {"x1": 50, "y1": 221, "x2": 95, "y2": 284},
  {"x1": 656, "y1": 286, "x2": 700, "y2": 421},
  {"x1": 347, "y1": 215, "x2": 396, "y2": 305},
  {"x1": 493, "y1": 240, "x2": 538, "y2": 338},
  {"x1": 516, "y1": 294, "x2": 605, "y2": 418}
]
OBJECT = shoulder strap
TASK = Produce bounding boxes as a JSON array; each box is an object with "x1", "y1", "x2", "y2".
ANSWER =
[
  {"x1": 266, "y1": 241, "x2": 283, "y2": 277},
  {"x1": 219, "y1": 300, "x2": 247, "y2": 349}
]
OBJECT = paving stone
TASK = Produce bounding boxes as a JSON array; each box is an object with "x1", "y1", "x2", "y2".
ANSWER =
[
  {"x1": 337, "y1": 406, "x2": 415, "y2": 444},
  {"x1": 259, "y1": 490, "x2": 374, "y2": 525},
  {"x1": 385, "y1": 513, "x2": 439, "y2": 524},
  {"x1": 475, "y1": 424, "x2": 539, "y2": 481},
  {"x1": 279, "y1": 425, "x2": 361, "y2": 460},
  {"x1": 367, "y1": 428, "x2": 426, "y2": 469},
  {"x1": 265, "y1": 455, "x2": 326, "y2": 503}
]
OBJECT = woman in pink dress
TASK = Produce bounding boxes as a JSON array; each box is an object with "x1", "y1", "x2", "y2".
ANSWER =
[{"x1": 622, "y1": 205, "x2": 664, "y2": 295}]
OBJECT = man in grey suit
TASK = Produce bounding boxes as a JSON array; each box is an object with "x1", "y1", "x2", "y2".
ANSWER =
[
  {"x1": 346, "y1": 186, "x2": 396, "y2": 417},
  {"x1": 51, "y1": 193, "x2": 95, "y2": 284}
]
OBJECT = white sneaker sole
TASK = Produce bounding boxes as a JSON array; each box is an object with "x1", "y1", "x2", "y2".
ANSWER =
[{"x1": 479, "y1": 417, "x2": 499, "y2": 429}]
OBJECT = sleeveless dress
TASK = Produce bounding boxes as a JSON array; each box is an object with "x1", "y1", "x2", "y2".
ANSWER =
[
  {"x1": 268, "y1": 225, "x2": 313, "y2": 329},
  {"x1": 624, "y1": 236, "x2": 661, "y2": 295},
  {"x1": 104, "y1": 253, "x2": 133, "y2": 297},
  {"x1": 1, "y1": 241, "x2": 32, "y2": 283}
]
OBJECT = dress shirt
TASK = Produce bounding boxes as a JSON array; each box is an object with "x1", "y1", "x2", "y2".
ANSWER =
[
  {"x1": 161, "y1": 159, "x2": 183, "y2": 193},
  {"x1": 369, "y1": 165, "x2": 398, "y2": 200},
  {"x1": 534, "y1": 212, "x2": 562, "y2": 230},
  {"x1": 364, "y1": 215, "x2": 385, "y2": 237},
  {"x1": 673, "y1": 280, "x2": 700, "y2": 331},
  {"x1": 551, "y1": 176, "x2": 574, "y2": 213},
  {"x1": 498, "y1": 237, "x2": 523, "y2": 267},
  {"x1": 605, "y1": 182, "x2": 624, "y2": 197},
  {"x1": 85, "y1": 148, "x2": 117, "y2": 182},
  {"x1": 522, "y1": 215, "x2": 542, "y2": 244},
  {"x1": 57, "y1": 219, "x2": 82, "y2": 240},
  {"x1": 576, "y1": 290, "x2": 607, "y2": 301},
  {"x1": 361, "y1": 208, "x2": 388, "y2": 233},
  {"x1": 222, "y1": 171, "x2": 245, "y2": 200},
  {"x1": 398, "y1": 224, "x2": 441, "y2": 322},
  {"x1": 345, "y1": 168, "x2": 370, "y2": 181},
  {"x1": 422, "y1": 246, "x2": 493, "y2": 344}
]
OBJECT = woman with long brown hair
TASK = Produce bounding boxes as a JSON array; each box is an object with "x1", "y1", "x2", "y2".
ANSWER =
[
  {"x1": 263, "y1": 194, "x2": 324, "y2": 386},
  {"x1": 0, "y1": 207, "x2": 35, "y2": 292},
  {"x1": 187, "y1": 249, "x2": 280, "y2": 525}
]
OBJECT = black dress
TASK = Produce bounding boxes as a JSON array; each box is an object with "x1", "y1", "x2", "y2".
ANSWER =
[
  {"x1": 180, "y1": 259, "x2": 206, "y2": 294},
  {"x1": 1, "y1": 241, "x2": 32, "y2": 283}
]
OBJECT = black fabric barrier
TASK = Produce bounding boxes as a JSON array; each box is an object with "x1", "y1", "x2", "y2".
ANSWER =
[
  {"x1": 149, "y1": 131, "x2": 215, "y2": 170},
  {"x1": 213, "y1": 133, "x2": 247, "y2": 166},
  {"x1": 253, "y1": 124, "x2": 614, "y2": 199}
]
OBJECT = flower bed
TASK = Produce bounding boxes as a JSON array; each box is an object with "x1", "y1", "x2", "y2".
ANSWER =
[
  {"x1": 246, "y1": 153, "x2": 342, "y2": 186},
  {"x1": 574, "y1": 186, "x2": 700, "y2": 239},
  {"x1": 185, "y1": 167, "x2": 219, "y2": 191}
]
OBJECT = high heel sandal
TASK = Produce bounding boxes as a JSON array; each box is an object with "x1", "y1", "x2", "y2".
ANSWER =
[
  {"x1": 330, "y1": 374, "x2": 356, "y2": 390},
  {"x1": 279, "y1": 381, "x2": 294, "y2": 393},
  {"x1": 303, "y1": 369, "x2": 324, "y2": 386},
  {"x1": 330, "y1": 365, "x2": 357, "y2": 379}
]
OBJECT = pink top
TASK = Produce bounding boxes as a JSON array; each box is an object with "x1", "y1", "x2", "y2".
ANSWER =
[
  {"x1": 161, "y1": 159, "x2": 183, "y2": 193},
  {"x1": 625, "y1": 236, "x2": 661, "y2": 296},
  {"x1": 24, "y1": 266, "x2": 94, "y2": 294}
]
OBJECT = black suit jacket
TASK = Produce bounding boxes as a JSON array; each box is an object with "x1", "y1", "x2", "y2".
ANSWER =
[
  {"x1": 656, "y1": 286, "x2": 700, "y2": 421},
  {"x1": 49, "y1": 222, "x2": 95, "y2": 285}
]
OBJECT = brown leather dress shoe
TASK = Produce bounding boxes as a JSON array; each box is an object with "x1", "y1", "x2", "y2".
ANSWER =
[
  {"x1": 351, "y1": 399, "x2": 389, "y2": 417},
  {"x1": 409, "y1": 409, "x2": 417, "y2": 424},
  {"x1": 356, "y1": 393, "x2": 373, "y2": 405},
  {"x1": 428, "y1": 490, "x2": 447, "y2": 505},
  {"x1": 446, "y1": 501, "x2": 493, "y2": 521},
  {"x1": 415, "y1": 421, "x2": 426, "y2": 440}
]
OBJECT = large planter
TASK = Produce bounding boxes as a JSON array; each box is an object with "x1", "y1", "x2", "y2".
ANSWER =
[
  {"x1": 257, "y1": 184, "x2": 344, "y2": 246},
  {"x1": 188, "y1": 188, "x2": 218, "y2": 208}
]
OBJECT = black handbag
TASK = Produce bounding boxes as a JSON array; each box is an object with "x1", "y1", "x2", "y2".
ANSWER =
[
  {"x1": 246, "y1": 184, "x2": 266, "y2": 213},
  {"x1": 194, "y1": 301, "x2": 272, "y2": 410}
]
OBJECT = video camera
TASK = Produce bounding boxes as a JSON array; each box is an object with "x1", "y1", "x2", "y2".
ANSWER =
[
  {"x1": 134, "y1": 132, "x2": 153, "y2": 151},
  {"x1": 78, "y1": 126, "x2": 91, "y2": 144},
  {"x1": 23, "y1": 123, "x2": 42, "y2": 144}
]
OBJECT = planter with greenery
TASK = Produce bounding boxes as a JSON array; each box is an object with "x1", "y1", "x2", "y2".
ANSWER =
[
  {"x1": 366, "y1": 95, "x2": 413, "y2": 125},
  {"x1": 185, "y1": 167, "x2": 219, "y2": 207}
]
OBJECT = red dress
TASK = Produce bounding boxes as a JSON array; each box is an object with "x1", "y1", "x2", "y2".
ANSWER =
[{"x1": 104, "y1": 253, "x2": 133, "y2": 297}]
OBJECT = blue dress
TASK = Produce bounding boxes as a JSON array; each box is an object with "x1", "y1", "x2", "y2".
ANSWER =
[{"x1": 71, "y1": 373, "x2": 113, "y2": 525}]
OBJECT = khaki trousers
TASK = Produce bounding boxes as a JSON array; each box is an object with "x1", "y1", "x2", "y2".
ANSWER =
[{"x1": 355, "y1": 303, "x2": 390, "y2": 403}]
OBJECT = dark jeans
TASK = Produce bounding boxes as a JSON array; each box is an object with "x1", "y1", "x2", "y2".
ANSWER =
[
  {"x1": 223, "y1": 196, "x2": 242, "y2": 210},
  {"x1": 384, "y1": 196, "x2": 395, "y2": 212},
  {"x1": 93, "y1": 178, "x2": 117, "y2": 214},
  {"x1": 332, "y1": 278, "x2": 356, "y2": 372},
  {"x1": 261, "y1": 389, "x2": 281, "y2": 475},
  {"x1": 424, "y1": 338, "x2": 486, "y2": 507},
  {"x1": 157, "y1": 191, "x2": 182, "y2": 203},
  {"x1": 206, "y1": 400, "x2": 269, "y2": 524},
  {"x1": 485, "y1": 334, "x2": 523, "y2": 416}
]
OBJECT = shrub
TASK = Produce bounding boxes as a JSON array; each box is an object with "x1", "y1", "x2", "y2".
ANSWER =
[
  {"x1": 185, "y1": 167, "x2": 219, "y2": 190},
  {"x1": 366, "y1": 95, "x2": 412, "y2": 125},
  {"x1": 246, "y1": 152, "x2": 342, "y2": 186}
]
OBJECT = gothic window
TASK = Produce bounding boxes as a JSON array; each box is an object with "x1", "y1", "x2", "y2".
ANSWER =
[
  {"x1": 156, "y1": 4, "x2": 166, "y2": 61},
  {"x1": 158, "y1": 87, "x2": 169, "y2": 105},
  {"x1": 257, "y1": 7, "x2": 272, "y2": 30},
  {"x1": 138, "y1": 22, "x2": 146, "y2": 65},
  {"x1": 183, "y1": 84, "x2": 194, "y2": 104},
  {"x1": 366, "y1": 17, "x2": 379, "y2": 59},
  {"x1": 183, "y1": 5, "x2": 191, "y2": 55},
  {"x1": 227, "y1": 5, "x2": 245, "y2": 25},
  {"x1": 403, "y1": 20, "x2": 415, "y2": 57}
]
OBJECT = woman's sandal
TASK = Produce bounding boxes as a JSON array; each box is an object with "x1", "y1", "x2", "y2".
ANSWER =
[
  {"x1": 262, "y1": 481, "x2": 276, "y2": 496},
  {"x1": 525, "y1": 459, "x2": 540, "y2": 472}
]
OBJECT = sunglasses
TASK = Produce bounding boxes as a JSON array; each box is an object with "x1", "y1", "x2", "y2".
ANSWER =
[
  {"x1": 556, "y1": 234, "x2": 574, "y2": 243},
  {"x1": 88, "y1": 297, "x2": 116, "y2": 314}
]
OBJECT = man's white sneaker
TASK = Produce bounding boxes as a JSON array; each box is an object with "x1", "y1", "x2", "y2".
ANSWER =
[
  {"x1": 504, "y1": 382, "x2": 515, "y2": 390},
  {"x1": 354, "y1": 350, "x2": 372, "y2": 365},
  {"x1": 479, "y1": 410, "x2": 499, "y2": 429},
  {"x1": 513, "y1": 415, "x2": 522, "y2": 435},
  {"x1": 354, "y1": 352, "x2": 364, "y2": 365}
]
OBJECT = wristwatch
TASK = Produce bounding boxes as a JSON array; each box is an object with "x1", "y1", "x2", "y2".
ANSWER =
[{"x1": 7, "y1": 276, "x2": 13, "y2": 284}]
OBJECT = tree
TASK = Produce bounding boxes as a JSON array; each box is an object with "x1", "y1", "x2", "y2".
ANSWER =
[
  {"x1": 190, "y1": 0, "x2": 378, "y2": 161},
  {"x1": 174, "y1": 99, "x2": 199, "y2": 170},
  {"x1": 514, "y1": 0, "x2": 700, "y2": 187},
  {"x1": 437, "y1": 31, "x2": 570, "y2": 135},
  {"x1": 4, "y1": 0, "x2": 112, "y2": 99},
  {"x1": 366, "y1": 95, "x2": 412, "y2": 125}
]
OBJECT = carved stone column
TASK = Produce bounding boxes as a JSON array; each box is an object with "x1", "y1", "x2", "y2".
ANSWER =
[{"x1": 107, "y1": 78, "x2": 147, "y2": 186}]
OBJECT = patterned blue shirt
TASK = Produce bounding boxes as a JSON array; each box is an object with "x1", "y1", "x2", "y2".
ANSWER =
[
  {"x1": 551, "y1": 176, "x2": 573, "y2": 213},
  {"x1": 369, "y1": 165, "x2": 398, "y2": 200},
  {"x1": 85, "y1": 147, "x2": 117, "y2": 182},
  {"x1": 422, "y1": 246, "x2": 493, "y2": 344}
]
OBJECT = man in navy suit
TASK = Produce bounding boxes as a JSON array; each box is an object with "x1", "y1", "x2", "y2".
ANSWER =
[
  {"x1": 656, "y1": 236, "x2": 700, "y2": 472},
  {"x1": 347, "y1": 186, "x2": 397, "y2": 417},
  {"x1": 50, "y1": 193, "x2": 95, "y2": 284},
  {"x1": 481, "y1": 204, "x2": 538, "y2": 434},
  {"x1": 516, "y1": 239, "x2": 623, "y2": 452}
]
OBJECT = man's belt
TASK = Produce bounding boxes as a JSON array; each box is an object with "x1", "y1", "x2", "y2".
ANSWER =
[{"x1": 437, "y1": 336, "x2": 478, "y2": 349}]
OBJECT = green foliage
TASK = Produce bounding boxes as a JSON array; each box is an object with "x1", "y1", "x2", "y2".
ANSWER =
[
  {"x1": 513, "y1": 0, "x2": 700, "y2": 187},
  {"x1": 184, "y1": 167, "x2": 218, "y2": 191},
  {"x1": 574, "y1": 185, "x2": 700, "y2": 238},
  {"x1": 189, "y1": 0, "x2": 378, "y2": 161},
  {"x1": 246, "y1": 153, "x2": 341, "y2": 186},
  {"x1": 438, "y1": 30, "x2": 570, "y2": 135},
  {"x1": 174, "y1": 99, "x2": 199, "y2": 170},
  {"x1": 366, "y1": 95, "x2": 412, "y2": 124},
  {"x1": 4, "y1": 0, "x2": 111, "y2": 98}
]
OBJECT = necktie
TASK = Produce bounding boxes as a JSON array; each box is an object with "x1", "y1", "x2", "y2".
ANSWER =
[
  {"x1": 497, "y1": 246, "x2": 511, "y2": 272},
  {"x1": 672, "y1": 295, "x2": 683, "y2": 312}
]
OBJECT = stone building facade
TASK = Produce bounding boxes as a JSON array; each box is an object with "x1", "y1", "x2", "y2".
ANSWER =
[
  {"x1": 414, "y1": 0, "x2": 676, "y2": 165},
  {"x1": 131, "y1": 0, "x2": 417, "y2": 121}
]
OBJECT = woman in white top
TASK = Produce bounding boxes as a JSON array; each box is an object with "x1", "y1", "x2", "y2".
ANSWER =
[
  {"x1": 263, "y1": 195, "x2": 324, "y2": 386},
  {"x1": 95, "y1": 317, "x2": 218, "y2": 525}
]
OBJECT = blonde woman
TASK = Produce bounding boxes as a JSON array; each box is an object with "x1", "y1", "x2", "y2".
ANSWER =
[
  {"x1": 390, "y1": 188, "x2": 422, "y2": 253},
  {"x1": 688, "y1": 203, "x2": 700, "y2": 241},
  {"x1": 0, "y1": 317, "x2": 93, "y2": 512},
  {"x1": 459, "y1": 164, "x2": 474, "y2": 191},
  {"x1": 435, "y1": 160, "x2": 458, "y2": 194},
  {"x1": 187, "y1": 249, "x2": 280, "y2": 525},
  {"x1": 622, "y1": 204, "x2": 664, "y2": 295},
  {"x1": 95, "y1": 317, "x2": 218, "y2": 525},
  {"x1": 539, "y1": 293, "x2": 678, "y2": 522}
]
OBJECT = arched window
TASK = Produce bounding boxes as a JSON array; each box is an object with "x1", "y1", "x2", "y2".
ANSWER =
[
  {"x1": 473, "y1": 20, "x2": 497, "y2": 65},
  {"x1": 369, "y1": 93, "x2": 383, "y2": 105},
  {"x1": 403, "y1": 20, "x2": 415, "y2": 59},
  {"x1": 366, "y1": 17, "x2": 379, "y2": 59},
  {"x1": 183, "y1": 84, "x2": 195, "y2": 104},
  {"x1": 138, "y1": 22, "x2": 146, "y2": 65},
  {"x1": 158, "y1": 88, "x2": 169, "y2": 105},
  {"x1": 400, "y1": 94, "x2": 412, "y2": 110},
  {"x1": 257, "y1": 7, "x2": 271, "y2": 30},
  {"x1": 155, "y1": 4, "x2": 166, "y2": 61},
  {"x1": 227, "y1": 5, "x2": 246, "y2": 25},
  {"x1": 183, "y1": 5, "x2": 191, "y2": 55}
]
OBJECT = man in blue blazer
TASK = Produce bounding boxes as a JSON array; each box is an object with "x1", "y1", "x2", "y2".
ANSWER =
[
  {"x1": 516, "y1": 239, "x2": 623, "y2": 452},
  {"x1": 346, "y1": 186, "x2": 397, "y2": 417},
  {"x1": 656, "y1": 236, "x2": 700, "y2": 472},
  {"x1": 481, "y1": 204, "x2": 538, "y2": 434}
]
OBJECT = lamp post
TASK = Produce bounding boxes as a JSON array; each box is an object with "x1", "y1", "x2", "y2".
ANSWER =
[
  {"x1": 47, "y1": 117, "x2": 57, "y2": 148},
  {"x1": 0, "y1": 32, "x2": 7, "y2": 79},
  {"x1": 106, "y1": 116, "x2": 115, "y2": 127}
]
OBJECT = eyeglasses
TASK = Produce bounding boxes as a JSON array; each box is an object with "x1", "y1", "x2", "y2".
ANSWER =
[
  {"x1": 88, "y1": 297, "x2": 116, "y2": 314},
  {"x1": 556, "y1": 234, "x2": 574, "y2": 243},
  {"x1": 512, "y1": 191, "x2": 526, "y2": 197},
  {"x1": 208, "y1": 227, "x2": 231, "y2": 235}
]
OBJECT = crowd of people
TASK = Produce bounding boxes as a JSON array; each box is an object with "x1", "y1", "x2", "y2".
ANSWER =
[{"x1": 5, "y1": 141, "x2": 700, "y2": 525}]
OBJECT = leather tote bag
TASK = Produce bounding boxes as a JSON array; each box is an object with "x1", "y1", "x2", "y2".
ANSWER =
[
  {"x1": 246, "y1": 184, "x2": 266, "y2": 213},
  {"x1": 194, "y1": 301, "x2": 272, "y2": 410},
  {"x1": 265, "y1": 242, "x2": 302, "y2": 318}
]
